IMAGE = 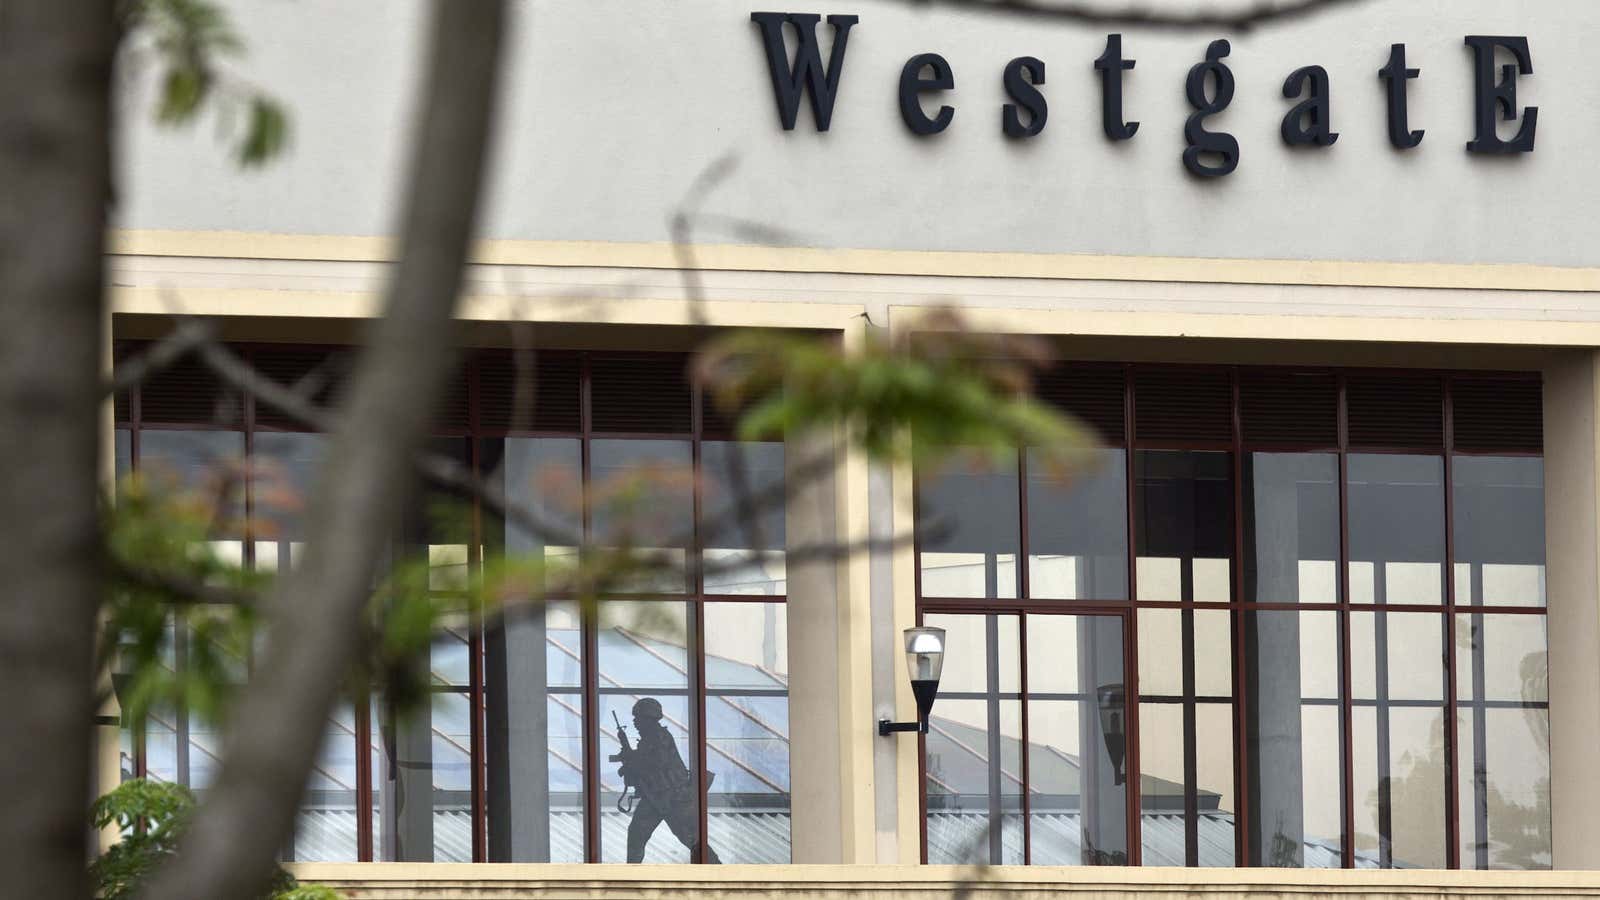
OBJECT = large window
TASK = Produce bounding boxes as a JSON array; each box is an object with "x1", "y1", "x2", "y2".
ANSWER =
[
  {"x1": 917, "y1": 365, "x2": 1548, "y2": 870},
  {"x1": 116, "y1": 345, "x2": 789, "y2": 865}
]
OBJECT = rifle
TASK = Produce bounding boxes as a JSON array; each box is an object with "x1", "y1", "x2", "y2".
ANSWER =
[{"x1": 609, "y1": 710, "x2": 636, "y2": 813}]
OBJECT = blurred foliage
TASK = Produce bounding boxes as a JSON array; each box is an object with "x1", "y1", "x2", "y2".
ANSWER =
[
  {"x1": 119, "y1": 0, "x2": 288, "y2": 165},
  {"x1": 696, "y1": 313, "x2": 1095, "y2": 477},
  {"x1": 104, "y1": 469, "x2": 267, "y2": 728},
  {"x1": 91, "y1": 780, "x2": 338, "y2": 900}
]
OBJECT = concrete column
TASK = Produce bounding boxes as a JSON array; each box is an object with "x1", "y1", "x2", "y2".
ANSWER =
[
  {"x1": 1544, "y1": 351, "x2": 1600, "y2": 869},
  {"x1": 786, "y1": 429, "x2": 844, "y2": 863}
]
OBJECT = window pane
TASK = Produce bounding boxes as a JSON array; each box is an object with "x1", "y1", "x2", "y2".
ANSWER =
[
  {"x1": 289, "y1": 707, "x2": 361, "y2": 862},
  {"x1": 1196, "y1": 702, "x2": 1237, "y2": 866},
  {"x1": 1137, "y1": 608, "x2": 1183, "y2": 697},
  {"x1": 486, "y1": 601, "x2": 585, "y2": 863},
  {"x1": 591, "y1": 440, "x2": 692, "y2": 593},
  {"x1": 1135, "y1": 451, "x2": 1233, "y2": 604},
  {"x1": 705, "y1": 602, "x2": 790, "y2": 863},
  {"x1": 1243, "y1": 610, "x2": 1343, "y2": 867},
  {"x1": 1456, "y1": 613, "x2": 1551, "y2": 869},
  {"x1": 481, "y1": 437, "x2": 583, "y2": 590},
  {"x1": 924, "y1": 613, "x2": 1023, "y2": 865},
  {"x1": 701, "y1": 442, "x2": 786, "y2": 597},
  {"x1": 1347, "y1": 455, "x2": 1444, "y2": 606},
  {"x1": 1026, "y1": 615, "x2": 1128, "y2": 865},
  {"x1": 1244, "y1": 454, "x2": 1339, "y2": 604},
  {"x1": 1027, "y1": 447, "x2": 1128, "y2": 601},
  {"x1": 1138, "y1": 702, "x2": 1186, "y2": 865},
  {"x1": 1452, "y1": 457, "x2": 1545, "y2": 607},
  {"x1": 375, "y1": 690, "x2": 471, "y2": 862},
  {"x1": 1352, "y1": 611, "x2": 1447, "y2": 869},
  {"x1": 919, "y1": 456, "x2": 1020, "y2": 599},
  {"x1": 596, "y1": 601, "x2": 702, "y2": 863},
  {"x1": 251, "y1": 431, "x2": 327, "y2": 573}
]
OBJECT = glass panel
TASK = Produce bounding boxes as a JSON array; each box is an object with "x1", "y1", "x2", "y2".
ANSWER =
[
  {"x1": 1135, "y1": 451, "x2": 1233, "y2": 604},
  {"x1": 1351, "y1": 611, "x2": 1447, "y2": 869},
  {"x1": 289, "y1": 707, "x2": 360, "y2": 862},
  {"x1": 918, "y1": 456, "x2": 1020, "y2": 600},
  {"x1": 596, "y1": 600, "x2": 700, "y2": 863},
  {"x1": 1194, "y1": 609, "x2": 1232, "y2": 698},
  {"x1": 591, "y1": 440, "x2": 693, "y2": 594},
  {"x1": 1244, "y1": 454, "x2": 1339, "y2": 604},
  {"x1": 1027, "y1": 448, "x2": 1128, "y2": 601},
  {"x1": 1456, "y1": 613, "x2": 1551, "y2": 869},
  {"x1": 485, "y1": 601, "x2": 585, "y2": 863},
  {"x1": 705, "y1": 602, "x2": 790, "y2": 863},
  {"x1": 1138, "y1": 702, "x2": 1186, "y2": 865},
  {"x1": 251, "y1": 432, "x2": 327, "y2": 573},
  {"x1": 1026, "y1": 615, "x2": 1128, "y2": 865},
  {"x1": 701, "y1": 442, "x2": 787, "y2": 597},
  {"x1": 481, "y1": 437, "x2": 583, "y2": 587},
  {"x1": 1347, "y1": 455, "x2": 1444, "y2": 606},
  {"x1": 1196, "y1": 703, "x2": 1237, "y2": 866},
  {"x1": 1243, "y1": 610, "x2": 1343, "y2": 867},
  {"x1": 1452, "y1": 457, "x2": 1546, "y2": 607},
  {"x1": 924, "y1": 613, "x2": 1023, "y2": 865},
  {"x1": 1137, "y1": 608, "x2": 1182, "y2": 697}
]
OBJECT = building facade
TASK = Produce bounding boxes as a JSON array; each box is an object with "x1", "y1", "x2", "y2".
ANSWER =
[{"x1": 101, "y1": 0, "x2": 1600, "y2": 895}]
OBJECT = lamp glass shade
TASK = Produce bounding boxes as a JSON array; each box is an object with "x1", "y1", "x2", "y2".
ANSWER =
[{"x1": 904, "y1": 626, "x2": 946, "y2": 683}]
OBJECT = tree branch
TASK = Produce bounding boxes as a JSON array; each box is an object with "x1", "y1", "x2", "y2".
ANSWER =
[
  {"x1": 0, "y1": 1, "x2": 116, "y2": 895},
  {"x1": 137, "y1": 1, "x2": 509, "y2": 897},
  {"x1": 902, "y1": 0, "x2": 1370, "y2": 30}
]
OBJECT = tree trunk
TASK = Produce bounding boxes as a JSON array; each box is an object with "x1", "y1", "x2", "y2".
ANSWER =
[
  {"x1": 137, "y1": 1, "x2": 507, "y2": 897},
  {"x1": 0, "y1": 2, "x2": 116, "y2": 898}
]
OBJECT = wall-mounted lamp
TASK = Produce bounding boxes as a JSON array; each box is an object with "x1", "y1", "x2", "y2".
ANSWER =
[
  {"x1": 879, "y1": 626, "x2": 946, "y2": 736},
  {"x1": 1096, "y1": 683, "x2": 1127, "y2": 785}
]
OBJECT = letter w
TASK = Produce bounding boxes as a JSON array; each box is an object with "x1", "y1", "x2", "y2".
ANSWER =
[{"x1": 750, "y1": 12, "x2": 858, "y2": 131}]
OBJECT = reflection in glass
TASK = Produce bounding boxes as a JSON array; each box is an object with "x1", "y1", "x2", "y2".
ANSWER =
[
  {"x1": 1456, "y1": 614, "x2": 1550, "y2": 869},
  {"x1": 1244, "y1": 454, "x2": 1339, "y2": 604},
  {"x1": 289, "y1": 706, "x2": 363, "y2": 862},
  {"x1": 1244, "y1": 611, "x2": 1343, "y2": 867},
  {"x1": 1025, "y1": 615, "x2": 1127, "y2": 865},
  {"x1": 918, "y1": 457, "x2": 1020, "y2": 599},
  {"x1": 705, "y1": 602, "x2": 790, "y2": 862},
  {"x1": 1135, "y1": 451, "x2": 1233, "y2": 603},
  {"x1": 487, "y1": 599, "x2": 585, "y2": 862},
  {"x1": 924, "y1": 613, "x2": 1023, "y2": 865},
  {"x1": 1347, "y1": 455, "x2": 1444, "y2": 606},
  {"x1": 251, "y1": 431, "x2": 326, "y2": 574},
  {"x1": 1137, "y1": 608, "x2": 1236, "y2": 866},
  {"x1": 701, "y1": 442, "x2": 787, "y2": 596},
  {"x1": 597, "y1": 601, "x2": 706, "y2": 863},
  {"x1": 1452, "y1": 457, "x2": 1546, "y2": 607},
  {"x1": 1027, "y1": 448, "x2": 1128, "y2": 601},
  {"x1": 1352, "y1": 611, "x2": 1446, "y2": 869},
  {"x1": 592, "y1": 440, "x2": 693, "y2": 593}
]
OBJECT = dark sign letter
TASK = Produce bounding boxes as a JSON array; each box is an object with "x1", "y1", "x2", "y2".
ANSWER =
[
  {"x1": 1281, "y1": 65, "x2": 1339, "y2": 147},
  {"x1": 1094, "y1": 34, "x2": 1139, "y2": 141},
  {"x1": 1464, "y1": 35, "x2": 1537, "y2": 154},
  {"x1": 750, "y1": 12, "x2": 859, "y2": 132},
  {"x1": 1183, "y1": 40, "x2": 1239, "y2": 177},
  {"x1": 1002, "y1": 57, "x2": 1047, "y2": 138},
  {"x1": 900, "y1": 53, "x2": 955, "y2": 136},
  {"x1": 1379, "y1": 43, "x2": 1424, "y2": 149}
]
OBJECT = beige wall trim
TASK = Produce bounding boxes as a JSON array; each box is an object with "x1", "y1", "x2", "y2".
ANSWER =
[
  {"x1": 111, "y1": 230, "x2": 1600, "y2": 294},
  {"x1": 890, "y1": 304, "x2": 1600, "y2": 349},
  {"x1": 111, "y1": 287, "x2": 866, "y2": 332},
  {"x1": 289, "y1": 862, "x2": 1600, "y2": 898}
]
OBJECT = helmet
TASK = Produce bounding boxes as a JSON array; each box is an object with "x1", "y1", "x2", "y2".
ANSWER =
[{"x1": 632, "y1": 697, "x2": 664, "y2": 720}]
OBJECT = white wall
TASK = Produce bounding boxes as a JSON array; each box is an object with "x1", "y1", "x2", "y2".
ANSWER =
[{"x1": 118, "y1": 0, "x2": 1599, "y2": 267}]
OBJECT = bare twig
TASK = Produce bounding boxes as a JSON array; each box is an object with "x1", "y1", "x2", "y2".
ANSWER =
[{"x1": 103, "y1": 317, "x2": 215, "y2": 396}]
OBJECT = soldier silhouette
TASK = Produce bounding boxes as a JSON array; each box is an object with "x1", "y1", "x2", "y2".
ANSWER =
[{"x1": 612, "y1": 697, "x2": 720, "y2": 863}]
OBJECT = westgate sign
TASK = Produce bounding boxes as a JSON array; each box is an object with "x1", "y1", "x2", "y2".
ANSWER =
[{"x1": 749, "y1": 12, "x2": 1538, "y2": 178}]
